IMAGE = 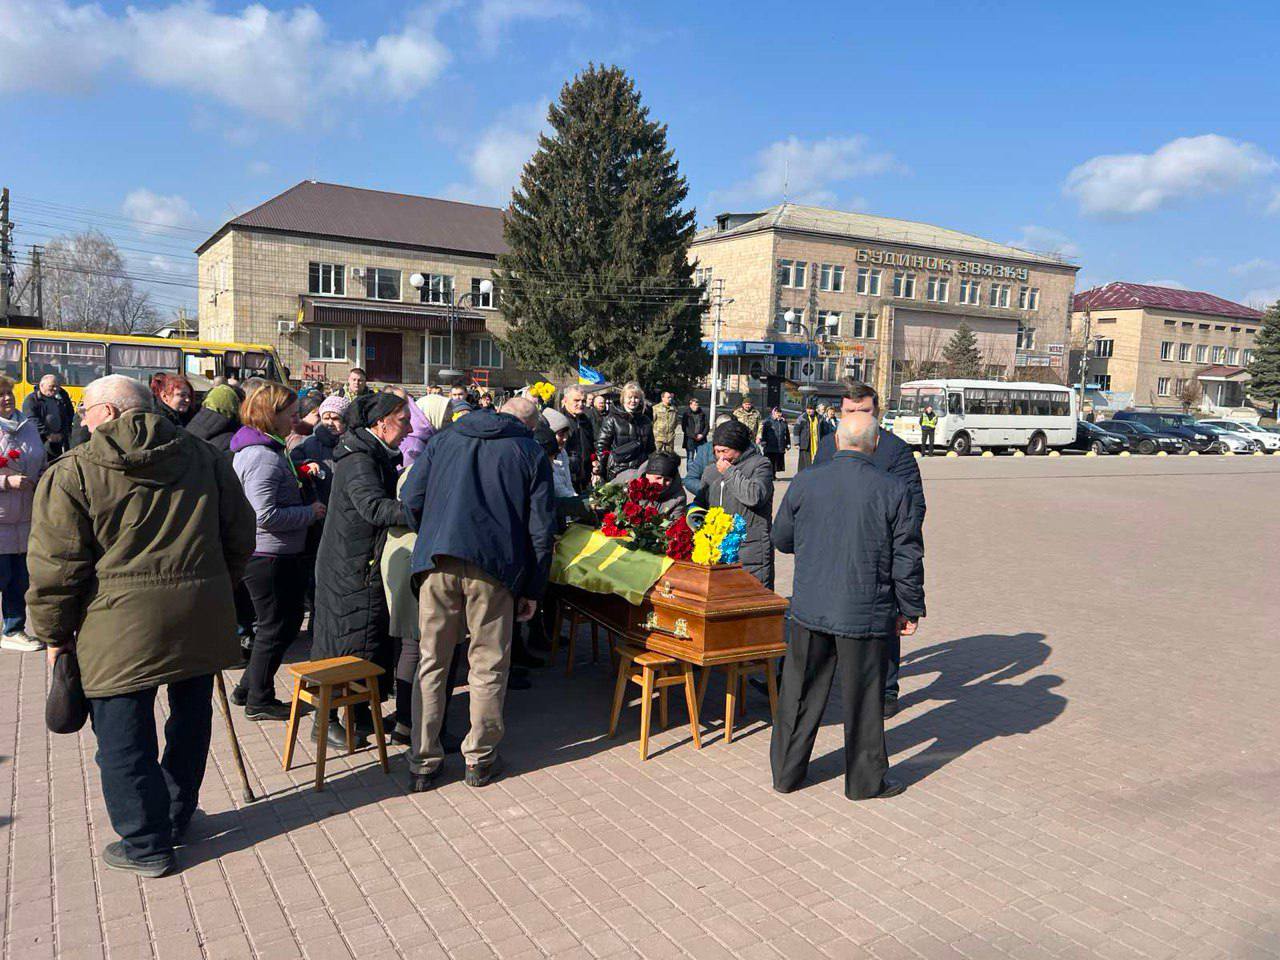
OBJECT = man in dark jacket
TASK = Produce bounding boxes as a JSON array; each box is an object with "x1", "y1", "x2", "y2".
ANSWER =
[
  {"x1": 678, "y1": 398, "x2": 708, "y2": 474},
  {"x1": 770, "y1": 411, "x2": 924, "y2": 801},
  {"x1": 558, "y1": 386, "x2": 595, "y2": 491},
  {"x1": 400, "y1": 397, "x2": 555, "y2": 791},
  {"x1": 26, "y1": 375, "x2": 255, "y2": 877},
  {"x1": 812, "y1": 380, "x2": 926, "y2": 716},
  {"x1": 696, "y1": 419, "x2": 775, "y2": 589},
  {"x1": 22, "y1": 374, "x2": 76, "y2": 457},
  {"x1": 595, "y1": 382, "x2": 654, "y2": 481}
]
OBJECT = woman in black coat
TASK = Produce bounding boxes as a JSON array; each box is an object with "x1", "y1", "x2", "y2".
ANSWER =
[
  {"x1": 310, "y1": 392, "x2": 412, "y2": 747},
  {"x1": 595, "y1": 382, "x2": 655, "y2": 481}
]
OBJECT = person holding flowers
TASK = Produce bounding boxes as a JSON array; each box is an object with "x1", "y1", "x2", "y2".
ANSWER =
[
  {"x1": 612, "y1": 452, "x2": 687, "y2": 521},
  {"x1": 0, "y1": 376, "x2": 47, "y2": 652},
  {"x1": 695, "y1": 419, "x2": 775, "y2": 589}
]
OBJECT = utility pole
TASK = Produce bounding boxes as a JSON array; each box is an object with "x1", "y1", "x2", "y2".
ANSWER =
[
  {"x1": 30, "y1": 245, "x2": 43, "y2": 323},
  {"x1": 708, "y1": 278, "x2": 730, "y2": 424},
  {"x1": 0, "y1": 188, "x2": 12, "y2": 322},
  {"x1": 1076, "y1": 302, "x2": 1093, "y2": 414}
]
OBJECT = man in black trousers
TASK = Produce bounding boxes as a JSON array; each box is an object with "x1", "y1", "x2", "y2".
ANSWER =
[{"x1": 770, "y1": 411, "x2": 925, "y2": 800}]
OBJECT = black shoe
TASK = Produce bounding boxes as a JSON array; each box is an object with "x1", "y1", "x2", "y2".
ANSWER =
[
  {"x1": 245, "y1": 700, "x2": 291, "y2": 721},
  {"x1": 465, "y1": 757, "x2": 502, "y2": 788},
  {"x1": 312, "y1": 719, "x2": 364, "y2": 751},
  {"x1": 408, "y1": 770, "x2": 439, "y2": 793},
  {"x1": 883, "y1": 697, "x2": 899, "y2": 719},
  {"x1": 390, "y1": 727, "x2": 411, "y2": 747},
  {"x1": 441, "y1": 730, "x2": 463, "y2": 755},
  {"x1": 512, "y1": 649, "x2": 547, "y2": 669},
  {"x1": 229, "y1": 686, "x2": 247, "y2": 708},
  {"x1": 748, "y1": 677, "x2": 769, "y2": 697},
  {"x1": 507, "y1": 672, "x2": 532, "y2": 691},
  {"x1": 102, "y1": 841, "x2": 174, "y2": 879},
  {"x1": 851, "y1": 778, "x2": 906, "y2": 801}
]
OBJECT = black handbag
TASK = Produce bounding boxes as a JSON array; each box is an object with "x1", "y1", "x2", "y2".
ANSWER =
[{"x1": 46, "y1": 649, "x2": 89, "y2": 734}]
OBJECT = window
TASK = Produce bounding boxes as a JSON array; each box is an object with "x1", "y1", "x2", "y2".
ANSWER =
[
  {"x1": 989, "y1": 283, "x2": 1011, "y2": 308},
  {"x1": 693, "y1": 267, "x2": 712, "y2": 301},
  {"x1": 855, "y1": 267, "x2": 881, "y2": 295},
  {"x1": 892, "y1": 272, "x2": 916, "y2": 299},
  {"x1": 1173, "y1": 378, "x2": 1186, "y2": 396},
  {"x1": 774, "y1": 308, "x2": 804, "y2": 334},
  {"x1": 309, "y1": 327, "x2": 348, "y2": 362},
  {"x1": 1212, "y1": 345, "x2": 1225, "y2": 363},
  {"x1": 1094, "y1": 374, "x2": 1112, "y2": 391},
  {"x1": 926, "y1": 276, "x2": 949, "y2": 302},
  {"x1": 107, "y1": 343, "x2": 181, "y2": 382},
  {"x1": 1160, "y1": 341, "x2": 1173, "y2": 361},
  {"x1": 849, "y1": 312, "x2": 877, "y2": 339},
  {"x1": 1093, "y1": 338, "x2": 1114, "y2": 358},
  {"x1": 471, "y1": 277, "x2": 494, "y2": 308},
  {"x1": 469, "y1": 336, "x2": 503, "y2": 369},
  {"x1": 844, "y1": 357, "x2": 875, "y2": 382},
  {"x1": 1178, "y1": 343, "x2": 1190, "y2": 362},
  {"x1": 818, "y1": 264, "x2": 844, "y2": 292},
  {"x1": 777, "y1": 259, "x2": 807, "y2": 288},
  {"x1": 366, "y1": 267, "x2": 401, "y2": 301},
  {"x1": 1157, "y1": 377, "x2": 1171, "y2": 397},
  {"x1": 422, "y1": 334, "x2": 451, "y2": 366},
  {"x1": 1226, "y1": 347, "x2": 1239, "y2": 365},
  {"x1": 0, "y1": 339, "x2": 21, "y2": 381},
  {"x1": 1016, "y1": 323, "x2": 1036, "y2": 351},
  {"x1": 1196, "y1": 344, "x2": 1208, "y2": 363},
  {"x1": 28, "y1": 338, "x2": 107, "y2": 386},
  {"x1": 817, "y1": 310, "x2": 841, "y2": 338},
  {"x1": 419, "y1": 273, "x2": 453, "y2": 305},
  {"x1": 308, "y1": 262, "x2": 345, "y2": 296},
  {"x1": 1243, "y1": 349, "x2": 1254, "y2": 365},
  {"x1": 1019, "y1": 286, "x2": 1040, "y2": 310},
  {"x1": 958, "y1": 279, "x2": 981, "y2": 305}
]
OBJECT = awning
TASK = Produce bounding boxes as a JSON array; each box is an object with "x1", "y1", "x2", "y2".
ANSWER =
[
  {"x1": 701, "y1": 339, "x2": 816, "y2": 357},
  {"x1": 298, "y1": 295, "x2": 487, "y2": 333},
  {"x1": 1195, "y1": 365, "x2": 1250, "y2": 383}
]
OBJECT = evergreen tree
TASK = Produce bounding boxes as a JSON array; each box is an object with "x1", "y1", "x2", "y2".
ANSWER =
[
  {"x1": 496, "y1": 65, "x2": 707, "y2": 393},
  {"x1": 942, "y1": 322, "x2": 983, "y2": 378},
  {"x1": 1246, "y1": 300, "x2": 1280, "y2": 417}
]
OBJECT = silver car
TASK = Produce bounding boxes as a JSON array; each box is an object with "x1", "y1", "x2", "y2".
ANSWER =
[
  {"x1": 1200, "y1": 419, "x2": 1280, "y2": 452},
  {"x1": 1195, "y1": 422, "x2": 1260, "y2": 453}
]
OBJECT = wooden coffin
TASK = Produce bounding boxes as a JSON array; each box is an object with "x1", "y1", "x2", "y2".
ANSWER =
[{"x1": 560, "y1": 561, "x2": 788, "y2": 666}]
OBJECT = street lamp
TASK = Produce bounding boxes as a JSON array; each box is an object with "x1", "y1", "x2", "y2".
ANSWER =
[
  {"x1": 784, "y1": 308, "x2": 821, "y2": 395},
  {"x1": 409, "y1": 274, "x2": 493, "y2": 385}
]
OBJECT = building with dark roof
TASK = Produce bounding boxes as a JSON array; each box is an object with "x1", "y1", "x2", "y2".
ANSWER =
[
  {"x1": 1070, "y1": 282, "x2": 1263, "y2": 412},
  {"x1": 196, "y1": 180, "x2": 517, "y2": 390}
]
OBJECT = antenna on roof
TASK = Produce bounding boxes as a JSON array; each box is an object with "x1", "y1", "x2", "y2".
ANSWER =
[{"x1": 782, "y1": 157, "x2": 790, "y2": 202}]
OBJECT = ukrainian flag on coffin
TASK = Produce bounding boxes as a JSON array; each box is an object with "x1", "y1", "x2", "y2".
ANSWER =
[{"x1": 578, "y1": 359, "x2": 604, "y2": 385}]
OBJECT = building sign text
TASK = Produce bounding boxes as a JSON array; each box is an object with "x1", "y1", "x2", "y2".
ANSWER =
[{"x1": 856, "y1": 248, "x2": 1029, "y2": 282}]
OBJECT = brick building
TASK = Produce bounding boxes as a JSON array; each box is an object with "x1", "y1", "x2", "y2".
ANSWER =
[
  {"x1": 196, "y1": 181, "x2": 523, "y2": 392},
  {"x1": 689, "y1": 203, "x2": 1079, "y2": 406},
  {"x1": 1071, "y1": 282, "x2": 1263, "y2": 413}
]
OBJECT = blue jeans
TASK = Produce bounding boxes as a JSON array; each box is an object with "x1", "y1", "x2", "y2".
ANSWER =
[
  {"x1": 0, "y1": 553, "x2": 29, "y2": 635},
  {"x1": 88, "y1": 674, "x2": 214, "y2": 861}
]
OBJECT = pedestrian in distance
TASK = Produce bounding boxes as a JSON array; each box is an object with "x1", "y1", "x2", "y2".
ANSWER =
[
  {"x1": 770, "y1": 411, "x2": 925, "y2": 801},
  {"x1": 652, "y1": 390, "x2": 679, "y2": 454},
  {"x1": 21, "y1": 374, "x2": 76, "y2": 459},
  {"x1": 185, "y1": 384, "x2": 242, "y2": 458},
  {"x1": 794, "y1": 404, "x2": 828, "y2": 472},
  {"x1": 761, "y1": 407, "x2": 791, "y2": 476},
  {"x1": 683, "y1": 412, "x2": 734, "y2": 499},
  {"x1": 0, "y1": 377, "x2": 47, "y2": 652},
  {"x1": 25, "y1": 375, "x2": 255, "y2": 877},
  {"x1": 586, "y1": 393, "x2": 609, "y2": 435},
  {"x1": 400, "y1": 397, "x2": 555, "y2": 791},
  {"x1": 596, "y1": 381, "x2": 655, "y2": 481},
  {"x1": 678, "y1": 397, "x2": 708, "y2": 475},
  {"x1": 230, "y1": 384, "x2": 326, "y2": 721},
  {"x1": 343, "y1": 366, "x2": 370, "y2": 401},
  {"x1": 919, "y1": 403, "x2": 938, "y2": 456},
  {"x1": 732, "y1": 394, "x2": 762, "y2": 441},
  {"x1": 696, "y1": 418, "x2": 775, "y2": 589}
]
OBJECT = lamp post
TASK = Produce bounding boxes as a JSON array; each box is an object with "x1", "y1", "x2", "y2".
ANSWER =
[
  {"x1": 409, "y1": 274, "x2": 493, "y2": 387},
  {"x1": 784, "y1": 308, "x2": 821, "y2": 396}
]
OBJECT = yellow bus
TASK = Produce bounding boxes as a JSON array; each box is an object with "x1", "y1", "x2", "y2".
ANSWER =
[{"x1": 0, "y1": 327, "x2": 288, "y2": 405}]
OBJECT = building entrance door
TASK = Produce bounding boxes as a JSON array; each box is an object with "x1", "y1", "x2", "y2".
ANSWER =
[{"x1": 364, "y1": 331, "x2": 402, "y2": 383}]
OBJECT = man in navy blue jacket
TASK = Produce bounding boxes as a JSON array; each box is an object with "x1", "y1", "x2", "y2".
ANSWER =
[
  {"x1": 400, "y1": 397, "x2": 556, "y2": 791},
  {"x1": 771, "y1": 411, "x2": 925, "y2": 800},
  {"x1": 812, "y1": 380, "x2": 925, "y2": 716}
]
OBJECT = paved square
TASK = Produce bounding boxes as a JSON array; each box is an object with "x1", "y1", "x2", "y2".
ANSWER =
[{"x1": 3, "y1": 455, "x2": 1278, "y2": 959}]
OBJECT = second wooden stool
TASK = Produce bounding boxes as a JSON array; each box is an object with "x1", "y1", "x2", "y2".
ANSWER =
[
  {"x1": 609, "y1": 646, "x2": 701, "y2": 760},
  {"x1": 283, "y1": 656, "x2": 389, "y2": 791},
  {"x1": 696, "y1": 657, "x2": 780, "y2": 745}
]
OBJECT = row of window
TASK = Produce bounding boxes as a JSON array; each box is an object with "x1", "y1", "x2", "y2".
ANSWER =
[
  {"x1": 773, "y1": 309, "x2": 878, "y2": 340},
  {"x1": 1155, "y1": 377, "x2": 1199, "y2": 398},
  {"x1": 308, "y1": 262, "x2": 494, "y2": 308},
  {"x1": 0, "y1": 338, "x2": 271, "y2": 386},
  {"x1": 1158, "y1": 341, "x2": 1252, "y2": 365},
  {"x1": 774, "y1": 356, "x2": 875, "y2": 384},
  {"x1": 777, "y1": 260, "x2": 1041, "y2": 310},
  {"x1": 308, "y1": 328, "x2": 504, "y2": 369},
  {"x1": 961, "y1": 389, "x2": 1072, "y2": 417}
]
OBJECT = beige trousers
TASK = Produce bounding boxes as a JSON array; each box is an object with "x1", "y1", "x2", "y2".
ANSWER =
[{"x1": 409, "y1": 557, "x2": 515, "y2": 774}]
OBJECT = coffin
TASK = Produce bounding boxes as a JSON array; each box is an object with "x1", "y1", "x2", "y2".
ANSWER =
[{"x1": 559, "y1": 560, "x2": 788, "y2": 666}]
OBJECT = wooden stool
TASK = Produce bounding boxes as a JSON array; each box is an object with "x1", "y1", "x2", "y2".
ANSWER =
[
  {"x1": 609, "y1": 646, "x2": 702, "y2": 760},
  {"x1": 697, "y1": 657, "x2": 779, "y2": 745},
  {"x1": 283, "y1": 656, "x2": 389, "y2": 791},
  {"x1": 551, "y1": 599, "x2": 616, "y2": 676}
]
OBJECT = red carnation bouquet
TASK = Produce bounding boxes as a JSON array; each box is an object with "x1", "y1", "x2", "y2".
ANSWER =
[
  {"x1": 664, "y1": 515, "x2": 694, "y2": 561},
  {"x1": 592, "y1": 477, "x2": 671, "y2": 554}
]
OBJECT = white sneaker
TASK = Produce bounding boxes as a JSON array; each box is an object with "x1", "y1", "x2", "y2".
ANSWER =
[{"x1": 1, "y1": 631, "x2": 45, "y2": 653}]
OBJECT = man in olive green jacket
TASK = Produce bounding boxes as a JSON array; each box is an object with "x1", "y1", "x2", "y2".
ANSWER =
[
  {"x1": 26, "y1": 375, "x2": 254, "y2": 878},
  {"x1": 651, "y1": 390, "x2": 678, "y2": 453}
]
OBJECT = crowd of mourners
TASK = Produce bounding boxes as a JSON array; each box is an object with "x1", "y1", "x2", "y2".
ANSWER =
[{"x1": 7, "y1": 363, "x2": 925, "y2": 879}]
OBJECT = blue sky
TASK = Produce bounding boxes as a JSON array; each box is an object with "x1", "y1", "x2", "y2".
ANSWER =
[{"x1": 4, "y1": 0, "x2": 1280, "y2": 319}]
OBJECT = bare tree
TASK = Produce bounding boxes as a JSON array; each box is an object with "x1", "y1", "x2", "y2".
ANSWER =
[
  {"x1": 1179, "y1": 378, "x2": 1203, "y2": 413},
  {"x1": 34, "y1": 230, "x2": 158, "y2": 334},
  {"x1": 895, "y1": 328, "x2": 947, "y2": 387}
]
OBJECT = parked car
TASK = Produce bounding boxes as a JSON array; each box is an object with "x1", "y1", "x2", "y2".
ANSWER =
[
  {"x1": 1193, "y1": 422, "x2": 1260, "y2": 454},
  {"x1": 1068, "y1": 420, "x2": 1129, "y2": 455},
  {"x1": 1112, "y1": 411, "x2": 1217, "y2": 452},
  {"x1": 1098, "y1": 420, "x2": 1186, "y2": 455},
  {"x1": 1200, "y1": 419, "x2": 1280, "y2": 452}
]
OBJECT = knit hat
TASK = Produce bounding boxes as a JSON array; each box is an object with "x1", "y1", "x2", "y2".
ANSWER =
[
  {"x1": 202, "y1": 384, "x2": 241, "y2": 420},
  {"x1": 712, "y1": 419, "x2": 752, "y2": 452},
  {"x1": 318, "y1": 395, "x2": 351, "y2": 419},
  {"x1": 543, "y1": 408, "x2": 572, "y2": 434},
  {"x1": 643, "y1": 451, "x2": 681, "y2": 481},
  {"x1": 352, "y1": 391, "x2": 406, "y2": 428}
]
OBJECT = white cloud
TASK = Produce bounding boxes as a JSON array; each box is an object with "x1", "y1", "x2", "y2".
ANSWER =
[
  {"x1": 1228, "y1": 257, "x2": 1279, "y2": 277},
  {"x1": 472, "y1": 0, "x2": 587, "y2": 54},
  {"x1": 712, "y1": 135, "x2": 898, "y2": 209},
  {"x1": 247, "y1": 159, "x2": 272, "y2": 177},
  {"x1": 1008, "y1": 225, "x2": 1080, "y2": 259},
  {"x1": 0, "y1": 0, "x2": 449, "y2": 124},
  {"x1": 443, "y1": 100, "x2": 549, "y2": 206},
  {"x1": 1269, "y1": 188, "x2": 1280, "y2": 215},
  {"x1": 122, "y1": 189, "x2": 199, "y2": 234},
  {"x1": 1064, "y1": 134, "x2": 1278, "y2": 217},
  {"x1": 1243, "y1": 285, "x2": 1280, "y2": 308}
]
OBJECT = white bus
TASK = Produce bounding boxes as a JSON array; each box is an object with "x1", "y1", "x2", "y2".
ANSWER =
[{"x1": 892, "y1": 379, "x2": 1077, "y2": 455}]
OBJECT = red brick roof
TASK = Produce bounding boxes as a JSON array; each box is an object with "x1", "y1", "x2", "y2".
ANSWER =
[
  {"x1": 1072, "y1": 282, "x2": 1262, "y2": 321},
  {"x1": 196, "y1": 181, "x2": 507, "y2": 257},
  {"x1": 1196, "y1": 365, "x2": 1250, "y2": 379}
]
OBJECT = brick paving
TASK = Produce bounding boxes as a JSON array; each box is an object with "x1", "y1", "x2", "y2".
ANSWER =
[{"x1": 2, "y1": 454, "x2": 1279, "y2": 959}]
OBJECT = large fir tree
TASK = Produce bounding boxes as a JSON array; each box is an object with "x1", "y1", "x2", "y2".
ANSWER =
[
  {"x1": 496, "y1": 65, "x2": 707, "y2": 392},
  {"x1": 1246, "y1": 300, "x2": 1280, "y2": 417},
  {"x1": 942, "y1": 322, "x2": 983, "y2": 378}
]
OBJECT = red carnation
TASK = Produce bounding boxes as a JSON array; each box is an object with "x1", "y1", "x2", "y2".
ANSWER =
[
  {"x1": 5, "y1": 449, "x2": 19, "y2": 460},
  {"x1": 0, "y1": 457, "x2": 8, "y2": 469},
  {"x1": 642, "y1": 505, "x2": 658, "y2": 522},
  {"x1": 622, "y1": 501, "x2": 642, "y2": 523},
  {"x1": 664, "y1": 516, "x2": 694, "y2": 560}
]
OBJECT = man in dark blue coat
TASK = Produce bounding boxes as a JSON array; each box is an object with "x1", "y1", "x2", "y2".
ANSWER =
[
  {"x1": 770, "y1": 411, "x2": 925, "y2": 800},
  {"x1": 812, "y1": 380, "x2": 925, "y2": 716},
  {"x1": 400, "y1": 397, "x2": 556, "y2": 791}
]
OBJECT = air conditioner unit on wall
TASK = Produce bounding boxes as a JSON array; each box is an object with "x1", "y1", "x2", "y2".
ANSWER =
[
  {"x1": 277, "y1": 319, "x2": 297, "y2": 335},
  {"x1": 350, "y1": 267, "x2": 364, "y2": 279}
]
